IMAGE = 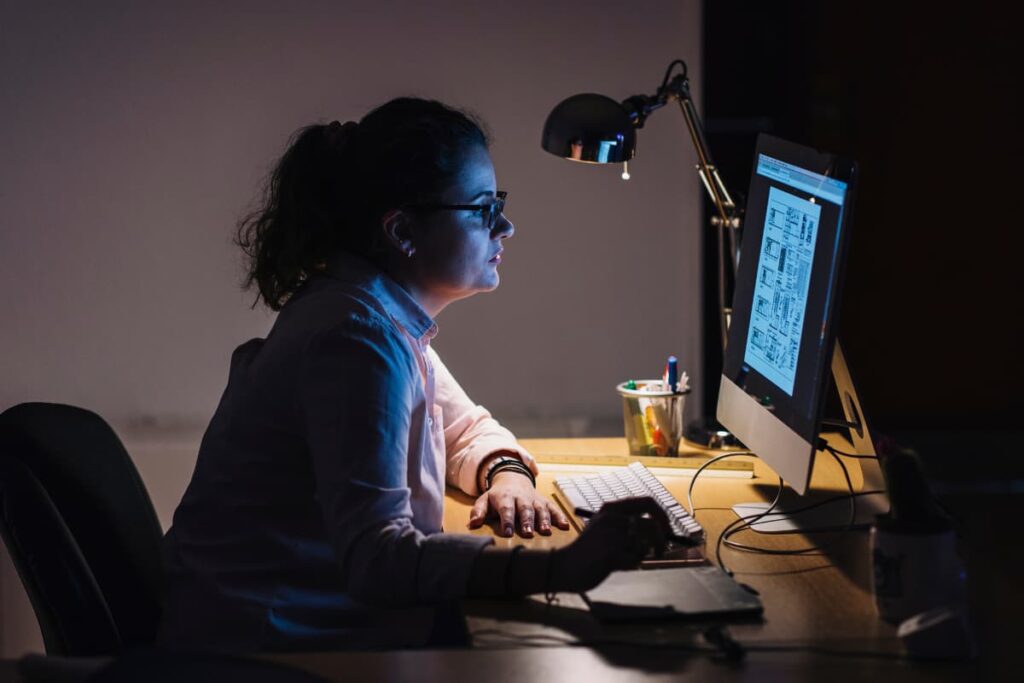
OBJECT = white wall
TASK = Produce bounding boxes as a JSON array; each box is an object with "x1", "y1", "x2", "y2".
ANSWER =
[{"x1": 0, "y1": 0, "x2": 702, "y2": 655}]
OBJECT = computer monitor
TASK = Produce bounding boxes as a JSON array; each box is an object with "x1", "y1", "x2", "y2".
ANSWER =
[{"x1": 717, "y1": 134, "x2": 887, "y2": 525}]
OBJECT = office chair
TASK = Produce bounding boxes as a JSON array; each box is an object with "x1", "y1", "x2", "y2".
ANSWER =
[{"x1": 0, "y1": 402, "x2": 164, "y2": 656}]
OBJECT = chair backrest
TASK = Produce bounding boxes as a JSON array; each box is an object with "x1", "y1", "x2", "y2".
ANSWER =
[{"x1": 0, "y1": 403, "x2": 164, "y2": 655}]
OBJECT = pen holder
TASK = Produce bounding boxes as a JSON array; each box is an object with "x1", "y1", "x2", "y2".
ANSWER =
[{"x1": 617, "y1": 380, "x2": 690, "y2": 457}]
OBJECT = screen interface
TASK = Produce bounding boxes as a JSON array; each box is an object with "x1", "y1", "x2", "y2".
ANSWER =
[
  {"x1": 743, "y1": 186, "x2": 821, "y2": 395},
  {"x1": 743, "y1": 155, "x2": 846, "y2": 396}
]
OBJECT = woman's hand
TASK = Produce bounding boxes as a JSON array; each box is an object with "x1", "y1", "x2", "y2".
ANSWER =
[
  {"x1": 468, "y1": 471, "x2": 571, "y2": 537},
  {"x1": 551, "y1": 497, "x2": 672, "y2": 592}
]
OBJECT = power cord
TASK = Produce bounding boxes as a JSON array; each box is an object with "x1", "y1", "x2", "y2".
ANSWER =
[
  {"x1": 719, "y1": 452, "x2": 865, "y2": 566},
  {"x1": 685, "y1": 450, "x2": 756, "y2": 515},
  {"x1": 685, "y1": 447, "x2": 882, "y2": 576},
  {"x1": 819, "y1": 440, "x2": 879, "y2": 459}
]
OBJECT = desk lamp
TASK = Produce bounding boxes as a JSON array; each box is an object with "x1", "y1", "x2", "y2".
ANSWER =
[{"x1": 541, "y1": 59, "x2": 741, "y2": 447}]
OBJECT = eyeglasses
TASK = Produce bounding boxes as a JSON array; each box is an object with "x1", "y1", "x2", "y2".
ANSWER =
[{"x1": 406, "y1": 190, "x2": 508, "y2": 230}]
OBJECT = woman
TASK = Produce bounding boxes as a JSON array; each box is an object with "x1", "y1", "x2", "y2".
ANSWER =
[{"x1": 159, "y1": 97, "x2": 669, "y2": 653}]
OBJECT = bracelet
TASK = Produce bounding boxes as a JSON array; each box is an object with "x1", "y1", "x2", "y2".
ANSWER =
[
  {"x1": 484, "y1": 458, "x2": 534, "y2": 489},
  {"x1": 487, "y1": 460, "x2": 532, "y2": 483},
  {"x1": 481, "y1": 455, "x2": 517, "y2": 490},
  {"x1": 485, "y1": 460, "x2": 536, "y2": 490},
  {"x1": 486, "y1": 464, "x2": 532, "y2": 490}
]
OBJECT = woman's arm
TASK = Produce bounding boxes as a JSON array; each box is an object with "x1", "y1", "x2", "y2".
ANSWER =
[
  {"x1": 428, "y1": 346, "x2": 570, "y2": 536},
  {"x1": 428, "y1": 346, "x2": 538, "y2": 496}
]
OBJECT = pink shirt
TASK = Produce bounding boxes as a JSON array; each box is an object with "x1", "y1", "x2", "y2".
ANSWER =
[{"x1": 400, "y1": 330, "x2": 538, "y2": 533}]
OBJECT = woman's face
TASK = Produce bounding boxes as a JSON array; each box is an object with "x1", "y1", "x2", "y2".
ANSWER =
[{"x1": 403, "y1": 146, "x2": 514, "y2": 310}]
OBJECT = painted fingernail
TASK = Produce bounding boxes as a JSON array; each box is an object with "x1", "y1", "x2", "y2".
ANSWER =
[
  {"x1": 524, "y1": 525, "x2": 533, "y2": 534},
  {"x1": 504, "y1": 524, "x2": 514, "y2": 536}
]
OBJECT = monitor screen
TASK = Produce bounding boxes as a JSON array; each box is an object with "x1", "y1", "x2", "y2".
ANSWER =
[{"x1": 718, "y1": 135, "x2": 857, "y2": 493}]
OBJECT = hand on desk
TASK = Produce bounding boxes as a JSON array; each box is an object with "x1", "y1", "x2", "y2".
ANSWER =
[{"x1": 468, "y1": 471, "x2": 571, "y2": 538}]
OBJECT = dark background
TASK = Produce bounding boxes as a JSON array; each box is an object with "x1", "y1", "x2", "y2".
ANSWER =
[{"x1": 701, "y1": 2, "x2": 1022, "y2": 481}]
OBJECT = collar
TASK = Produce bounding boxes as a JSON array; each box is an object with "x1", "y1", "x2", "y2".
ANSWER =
[{"x1": 324, "y1": 251, "x2": 438, "y2": 342}]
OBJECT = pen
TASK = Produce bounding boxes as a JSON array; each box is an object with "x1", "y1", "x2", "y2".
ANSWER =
[{"x1": 572, "y1": 506, "x2": 701, "y2": 547}]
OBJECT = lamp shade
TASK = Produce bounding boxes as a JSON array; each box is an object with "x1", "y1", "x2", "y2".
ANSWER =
[{"x1": 541, "y1": 93, "x2": 636, "y2": 164}]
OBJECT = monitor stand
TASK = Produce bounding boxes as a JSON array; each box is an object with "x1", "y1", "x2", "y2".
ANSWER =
[{"x1": 732, "y1": 341, "x2": 890, "y2": 532}]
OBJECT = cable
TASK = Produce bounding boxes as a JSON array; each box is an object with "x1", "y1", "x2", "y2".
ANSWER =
[
  {"x1": 719, "y1": 451, "x2": 860, "y2": 562},
  {"x1": 702, "y1": 626, "x2": 746, "y2": 662},
  {"x1": 681, "y1": 450, "x2": 766, "y2": 575},
  {"x1": 474, "y1": 626, "x2": 744, "y2": 661},
  {"x1": 714, "y1": 477, "x2": 783, "y2": 575},
  {"x1": 471, "y1": 628, "x2": 716, "y2": 655},
  {"x1": 659, "y1": 59, "x2": 688, "y2": 90},
  {"x1": 686, "y1": 449, "x2": 878, "y2": 574},
  {"x1": 820, "y1": 441, "x2": 878, "y2": 459},
  {"x1": 470, "y1": 628, "x2": 907, "y2": 662},
  {"x1": 723, "y1": 490, "x2": 884, "y2": 540},
  {"x1": 685, "y1": 450, "x2": 756, "y2": 515}
]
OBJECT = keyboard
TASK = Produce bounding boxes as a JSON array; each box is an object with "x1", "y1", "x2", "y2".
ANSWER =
[{"x1": 553, "y1": 462, "x2": 705, "y2": 564}]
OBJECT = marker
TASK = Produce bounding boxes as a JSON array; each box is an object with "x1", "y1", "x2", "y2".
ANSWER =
[
  {"x1": 572, "y1": 506, "x2": 701, "y2": 547},
  {"x1": 666, "y1": 355, "x2": 678, "y2": 393}
]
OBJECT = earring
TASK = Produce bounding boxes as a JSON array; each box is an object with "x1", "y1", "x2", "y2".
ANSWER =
[{"x1": 406, "y1": 247, "x2": 415, "y2": 258}]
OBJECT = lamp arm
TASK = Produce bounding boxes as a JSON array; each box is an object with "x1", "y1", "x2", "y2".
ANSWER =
[
  {"x1": 669, "y1": 77, "x2": 738, "y2": 229},
  {"x1": 622, "y1": 74, "x2": 742, "y2": 243},
  {"x1": 621, "y1": 63, "x2": 744, "y2": 352}
]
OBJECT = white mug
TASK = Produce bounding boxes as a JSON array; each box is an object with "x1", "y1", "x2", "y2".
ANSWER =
[{"x1": 870, "y1": 525, "x2": 966, "y2": 624}]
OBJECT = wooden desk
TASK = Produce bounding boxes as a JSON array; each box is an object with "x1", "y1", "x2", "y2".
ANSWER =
[{"x1": 447, "y1": 437, "x2": 892, "y2": 649}]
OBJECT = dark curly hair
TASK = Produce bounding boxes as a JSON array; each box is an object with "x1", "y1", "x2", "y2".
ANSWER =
[{"x1": 235, "y1": 97, "x2": 490, "y2": 310}]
